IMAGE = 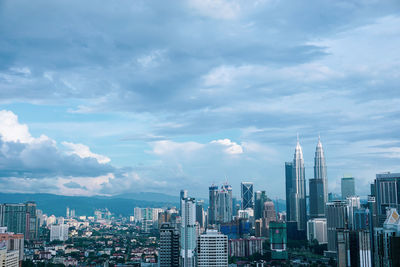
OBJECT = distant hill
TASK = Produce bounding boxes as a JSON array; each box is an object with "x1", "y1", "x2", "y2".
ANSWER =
[{"x1": 0, "y1": 193, "x2": 180, "y2": 217}]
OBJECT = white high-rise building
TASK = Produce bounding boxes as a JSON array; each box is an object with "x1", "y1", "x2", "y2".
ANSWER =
[
  {"x1": 134, "y1": 207, "x2": 143, "y2": 223},
  {"x1": 50, "y1": 224, "x2": 69, "y2": 241},
  {"x1": 346, "y1": 196, "x2": 361, "y2": 230},
  {"x1": 181, "y1": 197, "x2": 197, "y2": 267},
  {"x1": 217, "y1": 183, "x2": 233, "y2": 223},
  {"x1": 197, "y1": 230, "x2": 228, "y2": 267},
  {"x1": 307, "y1": 218, "x2": 327, "y2": 244},
  {"x1": 290, "y1": 136, "x2": 306, "y2": 231}
]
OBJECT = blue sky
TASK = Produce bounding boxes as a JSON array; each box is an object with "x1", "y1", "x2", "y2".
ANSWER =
[{"x1": 0, "y1": 0, "x2": 399, "y2": 198}]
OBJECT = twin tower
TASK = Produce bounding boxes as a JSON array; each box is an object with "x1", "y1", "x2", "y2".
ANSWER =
[{"x1": 285, "y1": 136, "x2": 327, "y2": 231}]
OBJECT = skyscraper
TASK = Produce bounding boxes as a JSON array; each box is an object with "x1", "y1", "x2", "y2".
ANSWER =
[
  {"x1": 241, "y1": 182, "x2": 254, "y2": 210},
  {"x1": 180, "y1": 197, "x2": 197, "y2": 267},
  {"x1": 196, "y1": 200, "x2": 205, "y2": 228},
  {"x1": 159, "y1": 222, "x2": 180, "y2": 267},
  {"x1": 341, "y1": 177, "x2": 355, "y2": 199},
  {"x1": 289, "y1": 138, "x2": 306, "y2": 231},
  {"x1": 326, "y1": 200, "x2": 348, "y2": 254},
  {"x1": 285, "y1": 162, "x2": 293, "y2": 221},
  {"x1": 0, "y1": 202, "x2": 38, "y2": 240},
  {"x1": 254, "y1": 190, "x2": 268, "y2": 220},
  {"x1": 309, "y1": 137, "x2": 328, "y2": 218},
  {"x1": 373, "y1": 173, "x2": 400, "y2": 226},
  {"x1": 180, "y1": 190, "x2": 188, "y2": 216},
  {"x1": 208, "y1": 185, "x2": 219, "y2": 225},
  {"x1": 197, "y1": 230, "x2": 228, "y2": 267},
  {"x1": 217, "y1": 183, "x2": 233, "y2": 223}
]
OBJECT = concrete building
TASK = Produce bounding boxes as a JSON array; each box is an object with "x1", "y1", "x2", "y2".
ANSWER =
[
  {"x1": 0, "y1": 230, "x2": 24, "y2": 267},
  {"x1": 50, "y1": 224, "x2": 69, "y2": 241},
  {"x1": 197, "y1": 230, "x2": 228, "y2": 267},
  {"x1": 217, "y1": 183, "x2": 233, "y2": 224},
  {"x1": 159, "y1": 222, "x2": 180, "y2": 267},
  {"x1": 341, "y1": 177, "x2": 355, "y2": 199},
  {"x1": 346, "y1": 196, "x2": 361, "y2": 230},
  {"x1": 336, "y1": 229, "x2": 372, "y2": 267},
  {"x1": 307, "y1": 218, "x2": 327, "y2": 244}
]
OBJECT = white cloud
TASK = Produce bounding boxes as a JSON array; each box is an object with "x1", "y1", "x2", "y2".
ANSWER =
[
  {"x1": 151, "y1": 140, "x2": 204, "y2": 156},
  {"x1": 211, "y1": 139, "x2": 243, "y2": 154},
  {"x1": 0, "y1": 110, "x2": 34, "y2": 143},
  {"x1": 62, "y1": 141, "x2": 111, "y2": 164},
  {"x1": 188, "y1": 0, "x2": 241, "y2": 19}
]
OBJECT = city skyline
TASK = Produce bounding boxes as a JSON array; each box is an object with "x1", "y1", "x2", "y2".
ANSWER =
[{"x1": 1, "y1": 1, "x2": 400, "y2": 199}]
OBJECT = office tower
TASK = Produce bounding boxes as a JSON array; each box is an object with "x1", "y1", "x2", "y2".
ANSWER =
[
  {"x1": 50, "y1": 224, "x2": 69, "y2": 241},
  {"x1": 196, "y1": 200, "x2": 205, "y2": 228},
  {"x1": 353, "y1": 208, "x2": 368, "y2": 230},
  {"x1": 180, "y1": 197, "x2": 197, "y2": 267},
  {"x1": 208, "y1": 185, "x2": 219, "y2": 225},
  {"x1": 285, "y1": 162, "x2": 293, "y2": 221},
  {"x1": 346, "y1": 196, "x2": 360, "y2": 230},
  {"x1": 307, "y1": 218, "x2": 327, "y2": 244},
  {"x1": 0, "y1": 202, "x2": 38, "y2": 240},
  {"x1": 241, "y1": 182, "x2": 254, "y2": 209},
  {"x1": 373, "y1": 173, "x2": 400, "y2": 226},
  {"x1": 217, "y1": 183, "x2": 233, "y2": 223},
  {"x1": 341, "y1": 177, "x2": 355, "y2": 199},
  {"x1": 336, "y1": 229, "x2": 372, "y2": 267},
  {"x1": 197, "y1": 229, "x2": 228, "y2": 267},
  {"x1": 180, "y1": 189, "x2": 188, "y2": 216},
  {"x1": 232, "y1": 197, "x2": 239, "y2": 217},
  {"x1": 289, "y1": 138, "x2": 306, "y2": 231},
  {"x1": 374, "y1": 208, "x2": 400, "y2": 267},
  {"x1": 66, "y1": 207, "x2": 70, "y2": 218},
  {"x1": 159, "y1": 223, "x2": 180, "y2": 267},
  {"x1": 270, "y1": 222, "x2": 288, "y2": 260},
  {"x1": 326, "y1": 200, "x2": 348, "y2": 254},
  {"x1": 254, "y1": 191, "x2": 268, "y2": 220},
  {"x1": 219, "y1": 218, "x2": 251, "y2": 239}
]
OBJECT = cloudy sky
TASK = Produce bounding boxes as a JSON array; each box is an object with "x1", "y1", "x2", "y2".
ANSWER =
[{"x1": 0, "y1": 0, "x2": 399, "y2": 199}]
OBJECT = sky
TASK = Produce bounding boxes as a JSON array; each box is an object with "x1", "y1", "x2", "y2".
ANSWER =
[{"x1": 0, "y1": 0, "x2": 400, "y2": 199}]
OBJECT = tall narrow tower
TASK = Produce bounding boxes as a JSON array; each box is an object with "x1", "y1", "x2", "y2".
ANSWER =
[
  {"x1": 310, "y1": 136, "x2": 328, "y2": 218},
  {"x1": 291, "y1": 136, "x2": 306, "y2": 231}
]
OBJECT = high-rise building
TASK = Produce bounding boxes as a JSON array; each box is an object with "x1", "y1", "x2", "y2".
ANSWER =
[
  {"x1": 341, "y1": 177, "x2": 355, "y2": 199},
  {"x1": 346, "y1": 196, "x2": 361, "y2": 230},
  {"x1": 373, "y1": 208, "x2": 400, "y2": 267},
  {"x1": 180, "y1": 197, "x2": 197, "y2": 267},
  {"x1": 217, "y1": 183, "x2": 233, "y2": 224},
  {"x1": 0, "y1": 202, "x2": 38, "y2": 240},
  {"x1": 228, "y1": 237, "x2": 263, "y2": 257},
  {"x1": 197, "y1": 229, "x2": 228, "y2": 267},
  {"x1": 307, "y1": 218, "x2": 327, "y2": 244},
  {"x1": 241, "y1": 182, "x2": 254, "y2": 210},
  {"x1": 262, "y1": 201, "x2": 276, "y2": 237},
  {"x1": 159, "y1": 222, "x2": 180, "y2": 267},
  {"x1": 310, "y1": 137, "x2": 328, "y2": 218},
  {"x1": 50, "y1": 224, "x2": 69, "y2": 242},
  {"x1": 326, "y1": 200, "x2": 348, "y2": 254},
  {"x1": 288, "y1": 138, "x2": 306, "y2": 231},
  {"x1": 208, "y1": 185, "x2": 219, "y2": 225},
  {"x1": 0, "y1": 230, "x2": 24, "y2": 267},
  {"x1": 270, "y1": 221, "x2": 288, "y2": 260},
  {"x1": 180, "y1": 190, "x2": 188, "y2": 216},
  {"x1": 285, "y1": 162, "x2": 293, "y2": 221},
  {"x1": 196, "y1": 200, "x2": 205, "y2": 228},
  {"x1": 373, "y1": 173, "x2": 400, "y2": 226},
  {"x1": 254, "y1": 191, "x2": 268, "y2": 220}
]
